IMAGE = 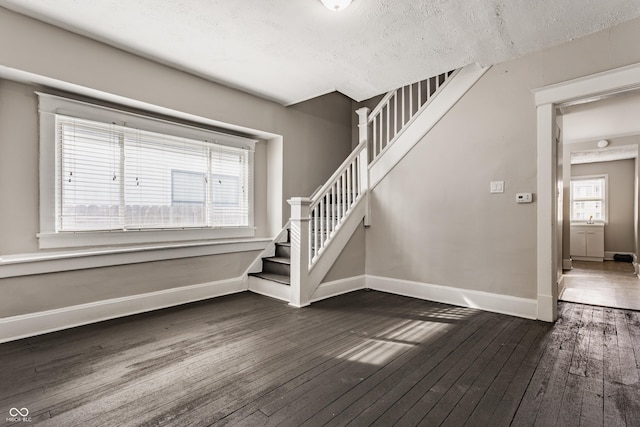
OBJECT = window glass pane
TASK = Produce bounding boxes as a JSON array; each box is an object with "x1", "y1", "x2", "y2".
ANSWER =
[
  {"x1": 58, "y1": 118, "x2": 122, "y2": 231},
  {"x1": 571, "y1": 177, "x2": 605, "y2": 221},
  {"x1": 124, "y1": 130, "x2": 208, "y2": 229},
  {"x1": 211, "y1": 147, "x2": 248, "y2": 227},
  {"x1": 572, "y1": 200, "x2": 602, "y2": 221},
  {"x1": 571, "y1": 179, "x2": 604, "y2": 200}
]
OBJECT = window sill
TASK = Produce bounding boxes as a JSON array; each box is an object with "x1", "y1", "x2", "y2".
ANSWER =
[
  {"x1": 570, "y1": 221, "x2": 606, "y2": 226},
  {"x1": 37, "y1": 227, "x2": 256, "y2": 250},
  {"x1": 0, "y1": 237, "x2": 270, "y2": 279}
]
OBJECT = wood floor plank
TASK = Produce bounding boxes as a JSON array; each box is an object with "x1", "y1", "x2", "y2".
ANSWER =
[
  {"x1": 604, "y1": 380, "x2": 627, "y2": 426},
  {"x1": 625, "y1": 310, "x2": 640, "y2": 369},
  {"x1": 604, "y1": 307, "x2": 622, "y2": 385},
  {"x1": 556, "y1": 373, "x2": 586, "y2": 427},
  {"x1": 569, "y1": 305, "x2": 592, "y2": 377},
  {"x1": 580, "y1": 377, "x2": 604, "y2": 427}
]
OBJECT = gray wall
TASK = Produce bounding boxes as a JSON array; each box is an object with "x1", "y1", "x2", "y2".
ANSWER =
[
  {"x1": 0, "y1": 7, "x2": 354, "y2": 317},
  {"x1": 365, "y1": 16, "x2": 640, "y2": 300},
  {"x1": 321, "y1": 223, "x2": 366, "y2": 283},
  {"x1": 571, "y1": 159, "x2": 635, "y2": 253}
]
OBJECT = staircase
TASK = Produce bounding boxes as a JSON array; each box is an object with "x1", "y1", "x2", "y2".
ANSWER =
[
  {"x1": 246, "y1": 63, "x2": 489, "y2": 306},
  {"x1": 249, "y1": 231, "x2": 291, "y2": 285}
]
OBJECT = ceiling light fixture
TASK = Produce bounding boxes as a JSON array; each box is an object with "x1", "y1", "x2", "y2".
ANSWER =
[
  {"x1": 320, "y1": 0, "x2": 353, "y2": 12},
  {"x1": 597, "y1": 139, "x2": 609, "y2": 148}
]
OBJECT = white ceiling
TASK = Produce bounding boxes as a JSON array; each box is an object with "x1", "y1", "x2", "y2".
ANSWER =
[{"x1": 1, "y1": 0, "x2": 640, "y2": 105}]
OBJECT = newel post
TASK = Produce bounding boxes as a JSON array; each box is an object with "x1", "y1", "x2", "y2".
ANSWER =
[
  {"x1": 288, "y1": 197, "x2": 312, "y2": 308},
  {"x1": 356, "y1": 107, "x2": 371, "y2": 226}
]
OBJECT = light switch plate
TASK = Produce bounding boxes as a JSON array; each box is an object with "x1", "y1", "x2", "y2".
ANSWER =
[{"x1": 490, "y1": 181, "x2": 504, "y2": 193}]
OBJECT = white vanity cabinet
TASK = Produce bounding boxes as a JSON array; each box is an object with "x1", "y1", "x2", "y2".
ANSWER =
[{"x1": 570, "y1": 224, "x2": 604, "y2": 262}]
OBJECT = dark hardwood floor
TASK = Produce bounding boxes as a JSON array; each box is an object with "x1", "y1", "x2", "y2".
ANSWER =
[{"x1": 1, "y1": 290, "x2": 639, "y2": 426}]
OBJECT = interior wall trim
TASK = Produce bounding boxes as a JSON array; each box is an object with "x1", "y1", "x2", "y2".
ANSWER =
[
  {"x1": 366, "y1": 275, "x2": 538, "y2": 320},
  {"x1": 310, "y1": 275, "x2": 367, "y2": 303},
  {"x1": 0, "y1": 277, "x2": 244, "y2": 343},
  {"x1": 0, "y1": 239, "x2": 270, "y2": 279},
  {"x1": 603, "y1": 251, "x2": 636, "y2": 261}
]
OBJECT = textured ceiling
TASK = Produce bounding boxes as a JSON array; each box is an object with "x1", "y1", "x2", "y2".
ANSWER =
[{"x1": 1, "y1": 0, "x2": 640, "y2": 105}]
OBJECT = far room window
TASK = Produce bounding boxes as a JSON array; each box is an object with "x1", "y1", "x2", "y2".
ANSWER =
[
  {"x1": 570, "y1": 175, "x2": 607, "y2": 223},
  {"x1": 38, "y1": 93, "x2": 256, "y2": 248}
]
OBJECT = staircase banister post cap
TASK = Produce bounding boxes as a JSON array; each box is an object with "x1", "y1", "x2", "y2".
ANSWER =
[
  {"x1": 287, "y1": 197, "x2": 313, "y2": 206},
  {"x1": 356, "y1": 107, "x2": 370, "y2": 122}
]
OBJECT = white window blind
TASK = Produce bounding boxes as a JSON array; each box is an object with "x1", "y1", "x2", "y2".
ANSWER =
[
  {"x1": 570, "y1": 176, "x2": 606, "y2": 222},
  {"x1": 57, "y1": 115, "x2": 250, "y2": 232}
]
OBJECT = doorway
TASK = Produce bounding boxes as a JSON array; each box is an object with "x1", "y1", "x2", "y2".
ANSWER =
[
  {"x1": 535, "y1": 62, "x2": 640, "y2": 321},
  {"x1": 558, "y1": 103, "x2": 640, "y2": 310}
]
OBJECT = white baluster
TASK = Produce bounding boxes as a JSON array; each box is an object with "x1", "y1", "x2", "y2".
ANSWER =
[
  {"x1": 394, "y1": 91, "x2": 398, "y2": 135},
  {"x1": 347, "y1": 163, "x2": 352, "y2": 209},
  {"x1": 319, "y1": 198, "x2": 324, "y2": 250},
  {"x1": 372, "y1": 115, "x2": 377, "y2": 159},
  {"x1": 378, "y1": 113, "x2": 383, "y2": 155},
  {"x1": 331, "y1": 185, "x2": 336, "y2": 233},
  {"x1": 386, "y1": 104, "x2": 390, "y2": 150},
  {"x1": 313, "y1": 206, "x2": 318, "y2": 259},
  {"x1": 341, "y1": 172, "x2": 347, "y2": 218},
  {"x1": 409, "y1": 83, "x2": 413, "y2": 118}
]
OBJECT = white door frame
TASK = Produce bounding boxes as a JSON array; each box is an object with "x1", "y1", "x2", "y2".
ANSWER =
[{"x1": 534, "y1": 62, "x2": 640, "y2": 322}]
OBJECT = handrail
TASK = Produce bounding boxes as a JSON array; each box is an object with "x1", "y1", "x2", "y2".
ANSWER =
[
  {"x1": 310, "y1": 141, "x2": 366, "y2": 208},
  {"x1": 368, "y1": 90, "x2": 396, "y2": 121},
  {"x1": 367, "y1": 69, "x2": 459, "y2": 163}
]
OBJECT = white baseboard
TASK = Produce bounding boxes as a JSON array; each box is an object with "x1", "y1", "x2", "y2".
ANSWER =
[
  {"x1": 558, "y1": 275, "x2": 566, "y2": 299},
  {"x1": 366, "y1": 275, "x2": 537, "y2": 320},
  {"x1": 604, "y1": 251, "x2": 635, "y2": 261},
  {"x1": 0, "y1": 277, "x2": 244, "y2": 344},
  {"x1": 310, "y1": 275, "x2": 366, "y2": 303},
  {"x1": 248, "y1": 276, "x2": 290, "y2": 302}
]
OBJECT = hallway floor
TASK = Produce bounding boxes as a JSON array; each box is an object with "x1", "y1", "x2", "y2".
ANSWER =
[{"x1": 560, "y1": 261, "x2": 640, "y2": 310}]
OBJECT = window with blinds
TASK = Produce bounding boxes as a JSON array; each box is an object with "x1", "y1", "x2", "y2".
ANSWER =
[
  {"x1": 570, "y1": 176, "x2": 607, "y2": 222},
  {"x1": 57, "y1": 115, "x2": 251, "y2": 232}
]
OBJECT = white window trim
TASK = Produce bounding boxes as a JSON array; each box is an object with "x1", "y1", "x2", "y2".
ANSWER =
[
  {"x1": 570, "y1": 174, "x2": 609, "y2": 224},
  {"x1": 37, "y1": 92, "x2": 257, "y2": 249}
]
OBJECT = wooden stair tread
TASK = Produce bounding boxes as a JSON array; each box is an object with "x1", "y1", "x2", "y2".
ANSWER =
[
  {"x1": 248, "y1": 272, "x2": 290, "y2": 285},
  {"x1": 263, "y1": 256, "x2": 290, "y2": 265}
]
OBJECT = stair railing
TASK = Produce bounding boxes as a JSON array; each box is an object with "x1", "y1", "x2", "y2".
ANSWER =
[
  {"x1": 288, "y1": 141, "x2": 368, "y2": 307},
  {"x1": 308, "y1": 141, "x2": 368, "y2": 266},
  {"x1": 367, "y1": 69, "x2": 458, "y2": 164}
]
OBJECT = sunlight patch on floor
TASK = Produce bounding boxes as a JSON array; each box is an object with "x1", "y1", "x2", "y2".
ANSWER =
[{"x1": 334, "y1": 306, "x2": 473, "y2": 365}]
